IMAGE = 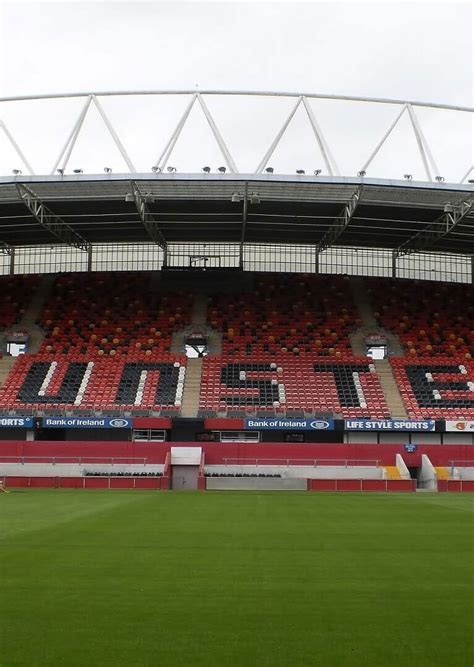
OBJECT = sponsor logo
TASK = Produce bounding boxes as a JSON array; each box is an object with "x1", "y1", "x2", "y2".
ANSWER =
[
  {"x1": 310, "y1": 420, "x2": 331, "y2": 430},
  {"x1": 445, "y1": 420, "x2": 474, "y2": 432},
  {"x1": 244, "y1": 418, "x2": 334, "y2": 431},
  {"x1": 109, "y1": 418, "x2": 129, "y2": 428},
  {"x1": 345, "y1": 419, "x2": 435, "y2": 431},
  {"x1": 41, "y1": 416, "x2": 131, "y2": 429}
]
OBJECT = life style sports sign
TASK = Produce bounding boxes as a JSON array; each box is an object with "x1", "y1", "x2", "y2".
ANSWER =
[
  {"x1": 0, "y1": 416, "x2": 34, "y2": 428},
  {"x1": 244, "y1": 418, "x2": 334, "y2": 431},
  {"x1": 345, "y1": 419, "x2": 435, "y2": 431},
  {"x1": 41, "y1": 417, "x2": 131, "y2": 429}
]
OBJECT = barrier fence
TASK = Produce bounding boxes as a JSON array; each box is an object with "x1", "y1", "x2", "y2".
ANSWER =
[
  {"x1": 0, "y1": 455, "x2": 152, "y2": 465},
  {"x1": 221, "y1": 458, "x2": 380, "y2": 467}
]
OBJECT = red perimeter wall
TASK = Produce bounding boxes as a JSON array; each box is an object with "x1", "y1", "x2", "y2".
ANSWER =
[{"x1": 0, "y1": 441, "x2": 473, "y2": 467}]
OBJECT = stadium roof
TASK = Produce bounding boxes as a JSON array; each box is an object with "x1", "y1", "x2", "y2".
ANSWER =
[{"x1": 0, "y1": 174, "x2": 472, "y2": 256}]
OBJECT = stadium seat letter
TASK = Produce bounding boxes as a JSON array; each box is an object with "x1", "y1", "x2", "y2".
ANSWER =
[
  {"x1": 405, "y1": 365, "x2": 474, "y2": 409},
  {"x1": 115, "y1": 362, "x2": 181, "y2": 405},
  {"x1": 220, "y1": 364, "x2": 281, "y2": 406},
  {"x1": 17, "y1": 361, "x2": 89, "y2": 404}
]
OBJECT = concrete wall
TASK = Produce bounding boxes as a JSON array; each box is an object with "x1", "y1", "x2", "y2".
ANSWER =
[
  {"x1": 419, "y1": 454, "x2": 437, "y2": 491},
  {"x1": 205, "y1": 465, "x2": 382, "y2": 479},
  {"x1": 395, "y1": 453, "x2": 411, "y2": 480},
  {"x1": 206, "y1": 477, "x2": 307, "y2": 491},
  {"x1": 459, "y1": 467, "x2": 474, "y2": 480}
]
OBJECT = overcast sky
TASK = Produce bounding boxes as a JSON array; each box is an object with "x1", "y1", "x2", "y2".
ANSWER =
[{"x1": 0, "y1": 0, "x2": 472, "y2": 181}]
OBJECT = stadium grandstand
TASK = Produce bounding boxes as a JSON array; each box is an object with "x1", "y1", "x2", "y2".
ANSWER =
[{"x1": 0, "y1": 90, "x2": 473, "y2": 493}]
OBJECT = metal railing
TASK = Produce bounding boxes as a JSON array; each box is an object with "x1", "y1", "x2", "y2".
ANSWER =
[
  {"x1": 0, "y1": 455, "x2": 152, "y2": 465},
  {"x1": 221, "y1": 458, "x2": 380, "y2": 468},
  {"x1": 449, "y1": 460, "x2": 474, "y2": 475}
]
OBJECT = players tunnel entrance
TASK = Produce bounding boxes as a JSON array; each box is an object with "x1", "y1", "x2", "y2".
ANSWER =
[{"x1": 407, "y1": 466, "x2": 422, "y2": 488}]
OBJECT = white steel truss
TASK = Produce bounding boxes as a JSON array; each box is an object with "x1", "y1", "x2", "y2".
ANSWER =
[
  {"x1": 0, "y1": 90, "x2": 468, "y2": 182},
  {"x1": 16, "y1": 183, "x2": 91, "y2": 250},
  {"x1": 317, "y1": 187, "x2": 361, "y2": 253},
  {"x1": 396, "y1": 197, "x2": 473, "y2": 256},
  {"x1": 0, "y1": 120, "x2": 35, "y2": 175},
  {"x1": 129, "y1": 181, "x2": 167, "y2": 250}
]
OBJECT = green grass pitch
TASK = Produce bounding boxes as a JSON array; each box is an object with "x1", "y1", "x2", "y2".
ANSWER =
[{"x1": 1, "y1": 490, "x2": 473, "y2": 667}]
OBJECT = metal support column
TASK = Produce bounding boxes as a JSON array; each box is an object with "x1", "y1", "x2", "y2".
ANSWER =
[
  {"x1": 239, "y1": 182, "x2": 248, "y2": 269},
  {"x1": 9, "y1": 247, "x2": 15, "y2": 276},
  {"x1": 391, "y1": 250, "x2": 397, "y2": 279}
]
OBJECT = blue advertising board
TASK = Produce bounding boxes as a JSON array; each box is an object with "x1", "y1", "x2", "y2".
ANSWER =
[
  {"x1": 0, "y1": 416, "x2": 34, "y2": 428},
  {"x1": 345, "y1": 419, "x2": 435, "y2": 431},
  {"x1": 41, "y1": 416, "x2": 131, "y2": 429},
  {"x1": 244, "y1": 418, "x2": 334, "y2": 431}
]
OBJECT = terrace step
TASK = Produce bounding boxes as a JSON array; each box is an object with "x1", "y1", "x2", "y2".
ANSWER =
[
  {"x1": 0, "y1": 356, "x2": 16, "y2": 388},
  {"x1": 373, "y1": 359, "x2": 408, "y2": 419},
  {"x1": 16, "y1": 275, "x2": 55, "y2": 353},
  {"x1": 384, "y1": 465, "x2": 401, "y2": 480},
  {"x1": 180, "y1": 358, "x2": 203, "y2": 418},
  {"x1": 349, "y1": 277, "x2": 404, "y2": 357}
]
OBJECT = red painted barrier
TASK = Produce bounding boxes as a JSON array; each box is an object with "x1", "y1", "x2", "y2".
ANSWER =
[
  {"x1": 58, "y1": 478, "x2": 84, "y2": 489},
  {"x1": 4, "y1": 476, "x2": 162, "y2": 490},
  {"x1": 308, "y1": 479, "x2": 415, "y2": 492},
  {"x1": 438, "y1": 479, "x2": 474, "y2": 492},
  {"x1": 84, "y1": 478, "x2": 108, "y2": 489}
]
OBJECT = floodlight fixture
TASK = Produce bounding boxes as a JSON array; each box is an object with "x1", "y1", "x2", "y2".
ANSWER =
[
  {"x1": 468, "y1": 179, "x2": 474, "y2": 184},
  {"x1": 314, "y1": 169, "x2": 321, "y2": 176},
  {"x1": 358, "y1": 170, "x2": 366, "y2": 177},
  {"x1": 73, "y1": 168, "x2": 83, "y2": 174},
  {"x1": 217, "y1": 166, "x2": 226, "y2": 173},
  {"x1": 125, "y1": 193, "x2": 134, "y2": 202},
  {"x1": 167, "y1": 166, "x2": 177, "y2": 173},
  {"x1": 404, "y1": 174, "x2": 413, "y2": 181},
  {"x1": 202, "y1": 166, "x2": 211, "y2": 173},
  {"x1": 12, "y1": 169, "x2": 22, "y2": 175},
  {"x1": 435, "y1": 175, "x2": 445, "y2": 182},
  {"x1": 296, "y1": 169, "x2": 305, "y2": 175},
  {"x1": 249, "y1": 193, "x2": 260, "y2": 205},
  {"x1": 443, "y1": 203, "x2": 454, "y2": 213},
  {"x1": 151, "y1": 166, "x2": 161, "y2": 173},
  {"x1": 56, "y1": 169, "x2": 64, "y2": 175},
  {"x1": 104, "y1": 167, "x2": 112, "y2": 174},
  {"x1": 231, "y1": 193, "x2": 241, "y2": 203},
  {"x1": 265, "y1": 167, "x2": 274, "y2": 174}
]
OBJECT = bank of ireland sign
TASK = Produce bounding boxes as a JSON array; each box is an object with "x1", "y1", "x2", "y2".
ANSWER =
[{"x1": 244, "y1": 418, "x2": 334, "y2": 431}]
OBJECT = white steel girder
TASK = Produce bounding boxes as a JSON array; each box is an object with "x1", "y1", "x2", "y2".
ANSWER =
[
  {"x1": 130, "y1": 181, "x2": 167, "y2": 249},
  {"x1": 16, "y1": 183, "x2": 90, "y2": 250},
  {"x1": 396, "y1": 197, "x2": 473, "y2": 256},
  {"x1": 317, "y1": 187, "x2": 361, "y2": 252}
]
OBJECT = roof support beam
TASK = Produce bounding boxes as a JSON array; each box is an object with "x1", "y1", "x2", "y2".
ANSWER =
[
  {"x1": 302, "y1": 97, "x2": 340, "y2": 176},
  {"x1": 459, "y1": 165, "x2": 474, "y2": 184},
  {"x1": 406, "y1": 104, "x2": 440, "y2": 182},
  {"x1": 239, "y1": 181, "x2": 249, "y2": 268},
  {"x1": 130, "y1": 181, "x2": 167, "y2": 250},
  {"x1": 16, "y1": 183, "x2": 90, "y2": 250},
  {"x1": 255, "y1": 96, "x2": 303, "y2": 173},
  {"x1": 154, "y1": 94, "x2": 197, "y2": 172},
  {"x1": 316, "y1": 187, "x2": 361, "y2": 252},
  {"x1": 51, "y1": 95, "x2": 93, "y2": 175},
  {"x1": 396, "y1": 197, "x2": 473, "y2": 256},
  {"x1": 197, "y1": 93, "x2": 238, "y2": 174},
  {"x1": 0, "y1": 121, "x2": 35, "y2": 175}
]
